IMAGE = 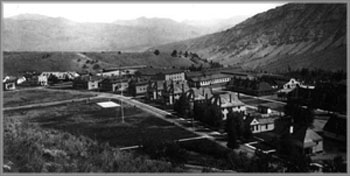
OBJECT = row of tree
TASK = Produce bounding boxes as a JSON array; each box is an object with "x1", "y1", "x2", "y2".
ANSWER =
[{"x1": 284, "y1": 68, "x2": 346, "y2": 84}]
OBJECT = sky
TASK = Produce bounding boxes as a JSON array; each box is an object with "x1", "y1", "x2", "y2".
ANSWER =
[{"x1": 3, "y1": 2, "x2": 286, "y2": 23}]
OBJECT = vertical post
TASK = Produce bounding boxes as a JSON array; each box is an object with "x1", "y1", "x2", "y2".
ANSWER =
[{"x1": 120, "y1": 70, "x2": 125, "y2": 123}]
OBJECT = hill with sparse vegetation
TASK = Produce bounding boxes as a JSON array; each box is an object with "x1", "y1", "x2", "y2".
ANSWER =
[
  {"x1": 3, "y1": 51, "x2": 208, "y2": 76},
  {"x1": 154, "y1": 4, "x2": 347, "y2": 72}
]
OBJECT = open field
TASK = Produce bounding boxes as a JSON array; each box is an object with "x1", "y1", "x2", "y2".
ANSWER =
[
  {"x1": 4, "y1": 98, "x2": 197, "y2": 147},
  {"x1": 3, "y1": 89, "x2": 96, "y2": 107}
]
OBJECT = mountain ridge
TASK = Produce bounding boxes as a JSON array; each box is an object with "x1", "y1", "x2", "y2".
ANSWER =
[
  {"x1": 3, "y1": 14, "x2": 244, "y2": 52},
  {"x1": 153, "y1": 3, "x2": 347, "y2": 72}
]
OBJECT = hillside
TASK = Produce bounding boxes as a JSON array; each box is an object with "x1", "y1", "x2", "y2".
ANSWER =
[
  {"x1": 154, "y1": 4, "x2": 347, "y2": 72},
  {"x1": 3, "y1": 51, "x2": 207, "y2": 76},
  {"x1": 4, "y1": 14, "x2": 237, "y2": 52}
]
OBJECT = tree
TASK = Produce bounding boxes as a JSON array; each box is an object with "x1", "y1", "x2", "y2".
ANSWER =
[
  {"x1": 154, "y1": 49, "x2": 160, "y2": 55},
  {"x1": 226, "y1": 110, "x2": 239, "y2": 149},
  {"x1": 284, "y1": 101, "x2": 314, "y2": 127},
  {"x1": 174, "y1": 94, "x2": 191, "y2": 118},
  {"x1": 92, "y1": 64, "x2": 100, "y2": 70},
  {"x1": 184, "y1": 51, "x2": 188, "y2": 57},
  {"x1": 171, "y1": 50, "x2": 177, "y2": 57},
  {"x1": 48, "y1": 74, "x2": 59, "y2": 85}
]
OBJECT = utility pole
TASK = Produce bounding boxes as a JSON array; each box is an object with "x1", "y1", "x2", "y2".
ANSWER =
[{"x1": 120, "y1": 69, "x2": 125, "y2": 123}]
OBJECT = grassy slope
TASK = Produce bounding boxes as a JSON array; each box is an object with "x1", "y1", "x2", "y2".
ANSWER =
[
  {"x1": 3, "y1": 51, "x2": 205, "y2": 76},
  {"x1": 83, "y1": 51, "x2": 199, "y2": 68},
  {"x1": 4, "y1": 117, "x2": 184, "y2": 172},
  {"x1": 3, "y1": 52, "x2": 84, "y2": 76},
  {"x1": 3, "y1": 89, "x2": 96, "y2": 107}
]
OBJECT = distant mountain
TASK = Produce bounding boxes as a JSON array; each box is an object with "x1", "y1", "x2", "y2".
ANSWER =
[
  {"x1": 154, "y1": 4, "x2": 347, "y2": 72},
  {"x1": 3, "y1": 14, "x2": 240, "y2": 52},
  {"x1": 181, "y1": 16, "x2": 248, "y2": 34}
]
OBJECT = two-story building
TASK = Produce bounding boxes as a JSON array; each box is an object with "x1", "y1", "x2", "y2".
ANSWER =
[
  {"x1": 99, "y1": 76, "x2": 130, "y2": 93},
  {"x1": 73, "y1": 75, "x2": 103, "y2": 90},
  {"x1": 39, "y1": 72, "x2": 79, "y2": 80},
  {"x1": 187, "y1": 73, "x2": 231, "y2": 89},
  {"x1": 128, "y1": 78, "x2": 150, "y2": 97},
  {"x1": 209, "y1": 91, "x2": 246, "y2": 120},
  {"x1": 162, "y1": 80, "x2": 190, "y2": 105},
  {"x1": 137, "y1": 68, "x2": 186, "y2": 82}
]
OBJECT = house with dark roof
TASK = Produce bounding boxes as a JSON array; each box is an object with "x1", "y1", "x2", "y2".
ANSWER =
[
  {"x1": 323, "y1": 114, "x2": 346, "y2": 142},
  {"x1": 73, "y1": 75, "x2": 103, "y2": 90},
  {"x1": 99, "y1": 76, "x2": 130, "y2": 93},
  {"x1": 147, "y1": 80, "x2": 190, "y2": 105},
  {"x1": 147, "y1": 80, "x2": 165, "y2": 102},
  {"x1": 162, "y1": 80, "x2": 190, "y2": 105},
  {"x1": 262, "y1": 117, "x2": 323, "y2": 155},
  {"x1": 128, "y1": 78, "x2": 150, "y2": 97},
  {"x1": 227, "y1": 78, "x2": 275, "y2": 96}
]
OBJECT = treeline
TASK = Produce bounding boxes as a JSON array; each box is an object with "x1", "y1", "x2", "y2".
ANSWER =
[
  {"x1": 287, "y1": 82, "x2": 346, "y2": 114},
  {"x1": 284, "y1": 68, "x2": 346, "y2": 84}
]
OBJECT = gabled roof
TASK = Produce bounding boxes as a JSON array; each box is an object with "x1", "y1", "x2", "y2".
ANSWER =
[
  {"x1": 192, "y1": 87, "x2": 213, "y2": 100},
  {"x1": 216, "y1": 92, "x2": 245, "y2": 108},
  {"x1": 173, "y1": 81, "x2": 190, "y2": 94},
  {"x1": 3, "y1": 76, "x2": 17, "y2": 83},
  {"x1": 257, "y1": 82, "x2": 274, "y2": 91},
  {"x1": 323, "y1": 114, "x2": 346, "y2": 135}
]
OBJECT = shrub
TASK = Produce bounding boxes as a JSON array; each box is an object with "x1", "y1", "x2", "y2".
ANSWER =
[
  {"x1": 3, "y1": 120, "x2": 184, "y2": 172},
  {"x1": 93, "y1": 64, "x2": 100, "y2": 70}
]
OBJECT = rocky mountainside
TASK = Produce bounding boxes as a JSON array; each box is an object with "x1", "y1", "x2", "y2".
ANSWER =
[
  {"x1": 154, "y1": 4, "x2": 347, "y2": 72},
  {"x1": 3, "y1": 15, "x2": 230, "y2": 52}
]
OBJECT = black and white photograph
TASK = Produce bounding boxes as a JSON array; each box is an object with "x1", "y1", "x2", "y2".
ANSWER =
[{"x1": 1, "y1": 1, "x2": 348, "y2": 173}]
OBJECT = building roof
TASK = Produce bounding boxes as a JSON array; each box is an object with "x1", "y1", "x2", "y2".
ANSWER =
[
  {"x1": 191, "y1": 87, "x2": 213, "y2": 100},
  {"x1": 216, "y1": 92, "x2": 245, "y2": 108},
  {"x1": 190, "y1": 73, "x2": 231, "y2": 82},
  {"x1": 323, "y1": 114, "x2": 346, "y2": 135},
  {"x1": 75, "y1": 75, "x2": 103, "y2": 82},
  {"x1": 101, "y1": 76, "x2": 129, "y2": 84},
  {"x1": 221, "y1": 70, "x2": 254, "y2": 77},
  {"x1": 257, "y1": 82, "x2": 274, "y2": 91},
  {"x1": 3, "y1": 76, "x2": 17, "y2": 83},
  {"x1": 149, "y1": 80, "x2": 165, "y2": 90}
]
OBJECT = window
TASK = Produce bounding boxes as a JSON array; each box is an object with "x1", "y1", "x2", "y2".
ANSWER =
[
  {"x1": 255, "y1": 125, "x2": 259, "y2": 131},
  {"x1": 266, "y1": 124, "x2": 268, "y2": 130}
]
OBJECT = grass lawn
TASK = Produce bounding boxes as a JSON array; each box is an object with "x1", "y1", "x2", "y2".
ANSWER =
[
  {"x1": 4, "y1": 98, "x2": 197, "y2": 147},
  {"x1": 3, "y1": 89, "x2": 96, "y2": 107}
]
